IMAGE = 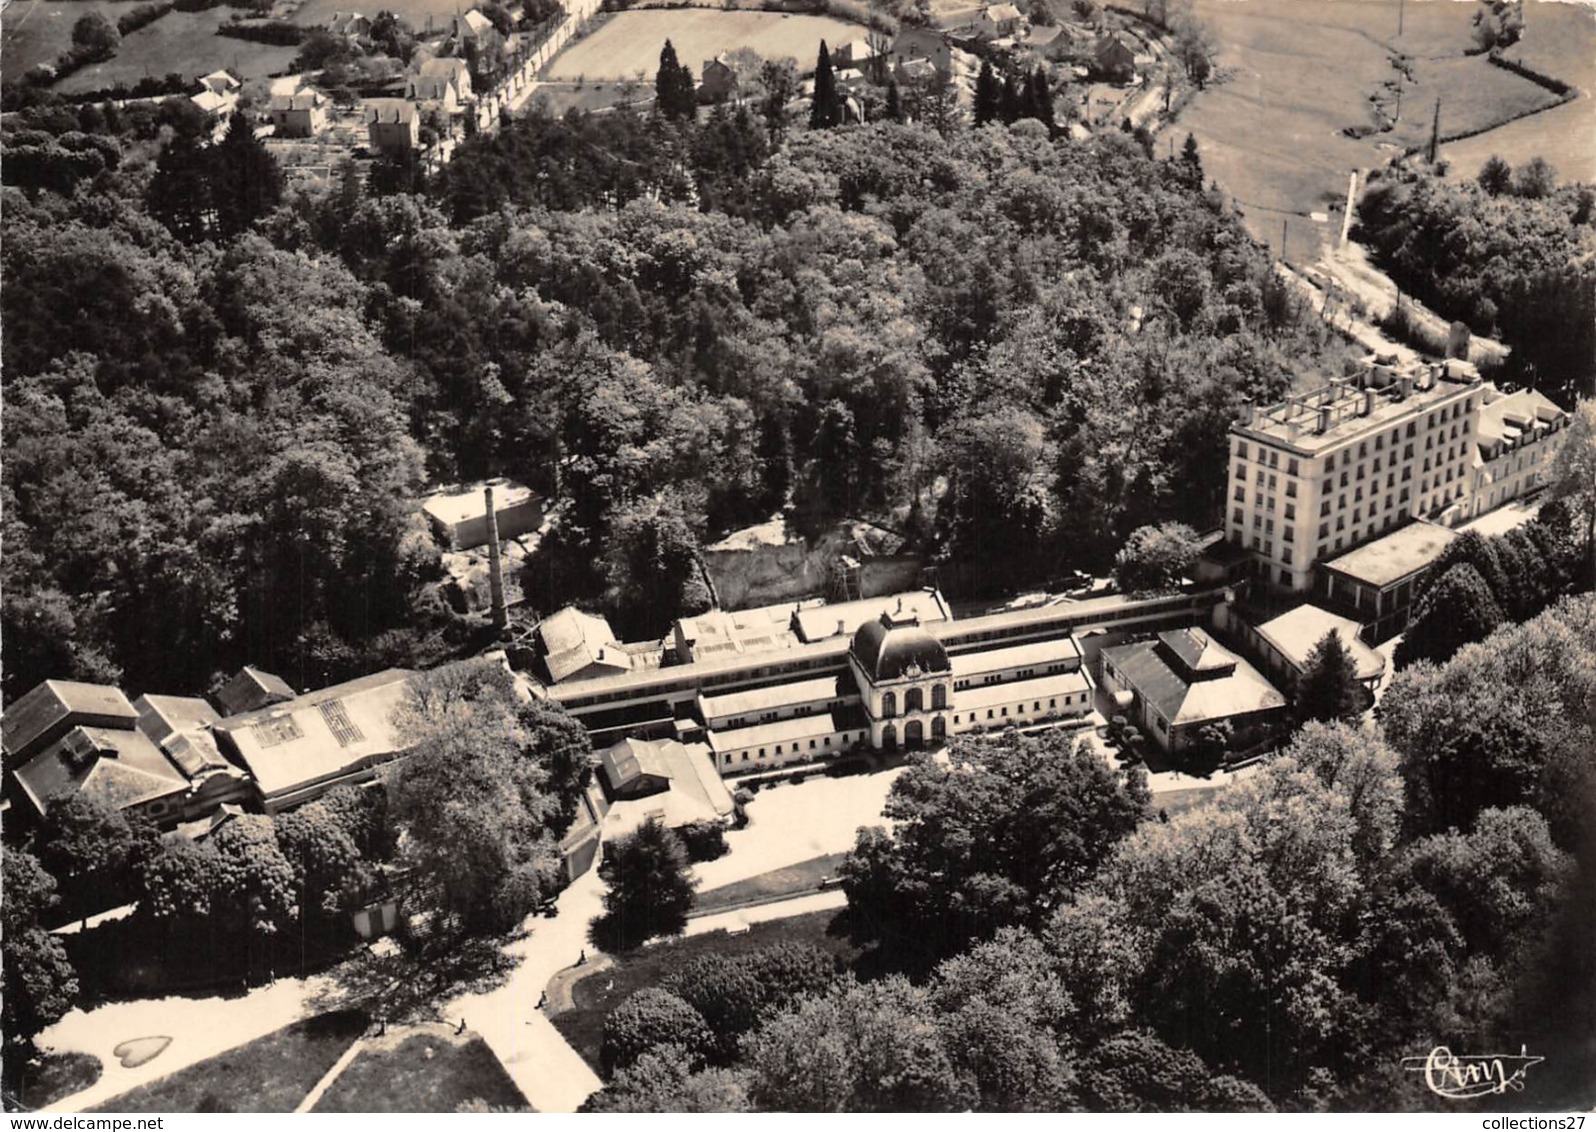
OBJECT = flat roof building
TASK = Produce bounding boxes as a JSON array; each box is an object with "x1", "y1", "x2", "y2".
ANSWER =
[
  {"x1": 1316, "y1": 519, "x2": 1460, "y2": 642},
  {"x1": 1227, "y1": 358, "x2": 1485, "y2": 593}
]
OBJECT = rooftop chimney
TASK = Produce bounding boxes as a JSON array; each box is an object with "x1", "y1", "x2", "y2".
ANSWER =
[
  {"x1": 1315, "y1": 406, "x2": 1331, "y2": 435},
  {"x1": 484, "y1": 485, "x2": 508, "y2": 634},
  {"x1": 837, "y1": 619, "x2": 847, "y2": 637}
]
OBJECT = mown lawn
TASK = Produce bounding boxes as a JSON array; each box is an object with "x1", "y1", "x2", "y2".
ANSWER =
[
  {"x1": 91, "y1": 1010, "x2": 367, "y2": 1113},
  {"x1": 311, "y1": 1032, "x2": 529, "y2": 1113},
  {"x1": 693, "y1": 852, "x2": 850, "y2": 916},
  {"x1": 551, "y1": 909, "x2": 860, "y2": 1077}
]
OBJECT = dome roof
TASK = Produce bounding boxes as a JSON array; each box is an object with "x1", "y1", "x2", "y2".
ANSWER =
[{"x1": 850, "y1": 612, "x2": 951, "y2": 683}]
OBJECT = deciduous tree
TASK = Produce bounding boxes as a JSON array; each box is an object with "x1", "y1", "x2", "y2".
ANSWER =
[{"x1": 592, "y1": 815, "x2": 696, "y2": 951}]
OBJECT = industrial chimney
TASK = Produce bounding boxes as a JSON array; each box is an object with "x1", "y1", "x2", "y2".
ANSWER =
[{"x1": 484, "y1": 485, "x2": 508, "y2": 633}]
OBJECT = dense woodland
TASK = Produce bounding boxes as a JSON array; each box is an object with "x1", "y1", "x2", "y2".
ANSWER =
[
  {"x1": 1358, "y1": 164, "x2": 1596, "y2": 404},
  {"x1": 2, "y1": 94, "x2": 1345, "y2": 698}
]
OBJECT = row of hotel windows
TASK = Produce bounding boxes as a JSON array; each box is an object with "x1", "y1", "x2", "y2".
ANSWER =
[
  {"x1": 1236, "y1": 397, "x2": 1474, "y2": 464},
  {"x1": 954, "y1": 662, "x2": 1075, "y2": 691},
  {"x1": 1235, "y1": 407, "x2": 1474, "y2": 494}
]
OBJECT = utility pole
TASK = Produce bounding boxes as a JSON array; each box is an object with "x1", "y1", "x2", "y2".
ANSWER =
[
  {"x1": 1281, "y1": 217, "x2": 1289, "y2": 263},
  {"x1": 1428, "y1": 97, "x2": 1441, "y2": 163},
  {"x1": 1398, "y1": 0, "x2": 1405, "y2": 37}
]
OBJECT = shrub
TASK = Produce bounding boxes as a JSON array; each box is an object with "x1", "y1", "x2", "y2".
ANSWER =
[
  {"x1": 600, "y1": 988, "x2": 712, "y2": 1075},
  {"x1": 677, "y1": 819, "x2": 729, "y2": 863}
]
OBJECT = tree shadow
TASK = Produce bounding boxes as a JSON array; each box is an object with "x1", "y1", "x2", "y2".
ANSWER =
[{"x1": 304, "y1": 929, "x2": 525, "y2": 1025}]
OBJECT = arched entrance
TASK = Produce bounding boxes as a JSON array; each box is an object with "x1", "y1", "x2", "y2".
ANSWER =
[
  {"x1": 931, "y1": 715, "x2": 947, "y2": 741},
  {"x1": 905, "y1": 686, "x2": 924, "y2": 713},
  {"x1": 881, "y1": 723, "x2": 898, "y2": 750},
  {"x1": 905, "y1": 719, "x2": 925, "y2": 748}
]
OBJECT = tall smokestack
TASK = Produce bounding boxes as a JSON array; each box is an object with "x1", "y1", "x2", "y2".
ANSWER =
[{"x1": 484, "y1": 485, "x2": 508, "y2": 633}]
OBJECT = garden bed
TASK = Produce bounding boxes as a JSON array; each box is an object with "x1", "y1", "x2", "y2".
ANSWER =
[
  {"x1": 692, "y1": 851, "x2": 850, "y2": 916},
  {"x1": 310, "y1": 1031, "x2": 529, "y2": 1113},
  {"x1": 90, "y1": 1010, "x2": 368, "y2": 1113}
]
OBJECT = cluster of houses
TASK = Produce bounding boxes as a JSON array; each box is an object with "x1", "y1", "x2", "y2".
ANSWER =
[
  {"x1": 4, "y1": 353, "x2": 1569, "y2": 912},
  {"x1": 182, "y1": 7, "x2": 545, "y2": 185},
  {"x1": 689, "y1": 2, "x2": 1155, "y2": 121}
]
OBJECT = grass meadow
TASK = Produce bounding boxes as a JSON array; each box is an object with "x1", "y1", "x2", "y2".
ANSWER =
[{"x1": 541, "y1": 9, "x2": 863, "y2": 81}]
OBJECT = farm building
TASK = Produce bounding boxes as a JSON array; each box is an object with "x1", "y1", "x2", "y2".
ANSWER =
[
  {"x1": 1092, "y1": 32, "x2": 1137, "y2": 82},
  {"x1": 977, "y1": 3, "x2": 1024, "y2": 38},
  {"x1": 421, "y1": 478, "x2": 544, "y2": 551}
]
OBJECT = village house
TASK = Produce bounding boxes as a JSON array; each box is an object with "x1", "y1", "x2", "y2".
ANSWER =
[
  {"x1": 1100, "y1": 628, "x2": 1287, "y2": 755},
  {"x1": 366, "y1": 98, "x2": 420, "y2": 153},
  {"x1": 326, "y1": 10, "x2": 373, "y2": 38},
  {"x1": 977, "y1": 2, "x2": 1024, "y2": 39},
  {"x1": 407, "y1": 56, "x2": 473, "y2": 112},
  {"x1": 1091, "y1": 32, "x2": 1137, "y2": 83},
  {"x1": 269, "y1": 91, "x2": 330, "y2": 138},
  {"x1": 698, "y1": 55, "x2": 738, "y2": 103},
  {"x1": 890, "y1": 26, "x2": 952, "y2": 79}
]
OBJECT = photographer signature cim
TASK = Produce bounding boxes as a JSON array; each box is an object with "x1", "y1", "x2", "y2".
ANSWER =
[{"x1": 1402, "y1": 1046, "x2": 1545, "y2": 1099}]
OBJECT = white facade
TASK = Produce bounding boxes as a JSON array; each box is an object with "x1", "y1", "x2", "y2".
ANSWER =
[{"x1": 1227, "y1": 360, "x2": 1487, "y2": 592}]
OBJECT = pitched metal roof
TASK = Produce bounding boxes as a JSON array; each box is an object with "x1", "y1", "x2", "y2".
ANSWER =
[
  {"x1": 1104, "y1": 636, "x2": 1284, "y2": 728},
  {"x1": 14, "y1": 726, "x2": 187, "y2": 817}
]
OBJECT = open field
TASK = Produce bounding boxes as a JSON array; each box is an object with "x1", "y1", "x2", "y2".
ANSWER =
[
  {"x1": 542, "y1": 9, "x2": 863, "y2": 81},
  {"x1": 1, "y1": 0, "x2": 132, "y2": 78},
  {"x1": 310, "y1": 1031, "x2": 530, "y2": 1113},
  {"x1": 53, "y1": 8, "x2": 299, "y2": 93},
  {"x1": 1438, "y1": 2, "x2": 1596, "y2": 185},
  {"x1": 550, "y1": 909, "x2": 859, "y2": 1076},
  {"x1": 285, "y1": 0, "x2": 460, "y2": 32},
  {"x1": 90, "y1": 1010, "x2": 367, "y2": 1113},
  {"x1": 1164, "y1": 0, "x2": 1585, "y2": 259}
]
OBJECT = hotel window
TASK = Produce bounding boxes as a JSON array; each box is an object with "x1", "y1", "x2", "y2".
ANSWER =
[
  {"x1": 1252, "y1": 535, "x2": 1261, "y2": 550},
  {"x1": 1358, "y1": 442, "x2": 1367, "y2": 458},
  {"x1": 1340, "y1": 471, "x2": 1349, "y2": 487},
  {"x1": 1236, "y1": 463, "x2": 1246, "y2": 483},
  {"x1": 1357, "y1": 463, "x2": 1366, "y2": 481},
  {"x1": 1318, "y1": 522, "x2": 1329, "y2": 539},
  {"x1": 1269, "y1": 451, "x2": 1279, "y2": 468},
  {"x1": 1404, "y1": 444, "x2": 1414, "y2": 459},
  {"x1": 1266, "y1": 496, "x2": 1276, "y2": 512},
  {"x1": 1337, "y1": 516, "x2": 1346, "y2": 531},
  {"x1": 1265, "y1": 519, "x2": 1275, "y2": 534},
  {"x1": 1375, "y1": 434, "x2": 1383, "y2": 450},
  {"x1": 1406, "y1": 422, "x2": 1416, "y2": 438},
  {"x1": 1256, "y1": 469, "x2": 1266, "y2": 485},
  {"x1": 1282, "y1": 548, "x2": 1294, "y2": 565},
  {"x1": 1355, "y1": 486, "x2": 1364, "y2": 502},
  {"x1": 1287, "y1": 458, "x2": 1300, "y2": 476},
  {"x1": 1323, "y1": 477, "x2": 1332, "y2": 493},
  {"x1": 1253, "y1": 514, "x2": 1262, "y2": 529},
  {"x1": 1335, "y1": 537, "x2": 1344, "y2": 550},
  {"x1": 1284, "y1": 503, "x2": 1296, "y2": 520},
  {"x1": 1283, "y1": 527, "x2": 1295, "y2": 543},
  {"x1": 1237, "y1": 441, "x2": 1249, "y2": 459},
  {"x1": 1402, "y1": 466, "x2": 1412, "y2": 482},
  {"x1": 1286, "y1": 480, "x2": 1298, "y2": 499},
  {"x1": 1264, "y1": 540, "x2": 1273, "y2": 556},
  {"x1": 1320, "y1": 500, "x2": 1331, "y2": 517},
  {"x1": 1233, "y1": 485, "x2": 1245, "y2": 502},
  {"x1": 1387, "y1": 473, "x2": 1396, "y2": 489},
  {"x1": 742, "y1": 752, "x2": 749, "y2": 762},
  {"x1": 1327, "y1": 453, "x2": 1336, "y2": 470},
  {"x1": 1373, "y1": 457, "x2": 1382, "y2": 473},
  {"x1": 1268, "y1": 474, "x2": 1278, "y2": 490}
]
